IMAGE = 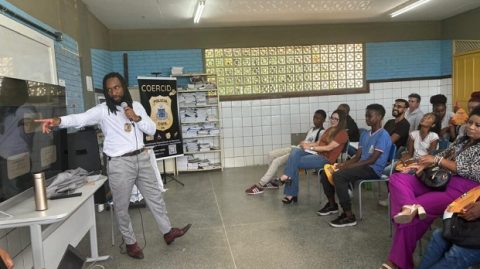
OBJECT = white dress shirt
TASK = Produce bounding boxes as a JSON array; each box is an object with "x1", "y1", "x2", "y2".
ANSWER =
[{"x1": 59, "y1": 101, "x2": 156, "y2": 157}]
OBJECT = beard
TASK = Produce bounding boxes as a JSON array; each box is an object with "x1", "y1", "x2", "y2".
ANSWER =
[{"x1": 392, "y1": 110, "x2": 399, "y2": 117}]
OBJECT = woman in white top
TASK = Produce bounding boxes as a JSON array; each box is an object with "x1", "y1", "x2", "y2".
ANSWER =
[{"x1": 400, "y1": 113, "x2": 439, "y2": 167}]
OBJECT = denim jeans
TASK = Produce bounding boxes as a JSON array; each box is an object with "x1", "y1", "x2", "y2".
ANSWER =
[
  {"x1": 283, "y1": 148, "x2": 329, "y2": 196},
  {"x1": 418, "y1": 229, "x2": 480, "y2": 269}
]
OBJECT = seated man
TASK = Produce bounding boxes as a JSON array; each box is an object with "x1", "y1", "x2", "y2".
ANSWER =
[
  {"x1": 383, "y1": 98, "x2": 410, "y2": 154},
  {"x1": 317, "y1": 104, "x2": 392, "y2": 228},
  {"x1": 245, "y1": 110, "x2": 326, "y2": 195}
]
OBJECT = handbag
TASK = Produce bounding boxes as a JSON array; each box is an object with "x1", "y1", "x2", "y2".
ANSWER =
[
  {"x1": 416, "y1": 147, "x2": 456, "y2": 190},
  {"x1": 443, "y1": 214, "x2": 480, "y2": 248},
  {"x1": 416, "y1": 166, "x2": 451, "y2": 190},
  {"x1": 442, "y1": 186, "x2": 480, "y2": 248}
]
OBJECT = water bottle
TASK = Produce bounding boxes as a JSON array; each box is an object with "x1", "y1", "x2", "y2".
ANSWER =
[{"x1": 33, "y1": 172, "x2": 48, "y2": 211}]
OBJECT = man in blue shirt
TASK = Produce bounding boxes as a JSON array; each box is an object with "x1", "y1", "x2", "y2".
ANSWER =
[{"x1": 317, "y1": 104, "x2": 392, "y2": 227}]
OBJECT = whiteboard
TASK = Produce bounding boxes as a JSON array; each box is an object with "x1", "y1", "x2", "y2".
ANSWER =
[{"x1": 0, "y1": 13, "x2": 57, "y2": 84}]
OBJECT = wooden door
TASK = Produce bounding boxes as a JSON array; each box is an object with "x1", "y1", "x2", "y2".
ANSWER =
[{"x1": 453, "y1": 49, "x2": 480, "y2": 110}]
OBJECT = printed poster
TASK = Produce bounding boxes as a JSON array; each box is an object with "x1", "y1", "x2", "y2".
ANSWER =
[{"x1": 138, "y1": 76, "x2": 183, "y2": 159}]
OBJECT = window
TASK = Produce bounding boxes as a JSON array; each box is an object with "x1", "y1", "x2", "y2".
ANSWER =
[{"x1": 204, "y1": 44, "x2": 364, "y2": 98}]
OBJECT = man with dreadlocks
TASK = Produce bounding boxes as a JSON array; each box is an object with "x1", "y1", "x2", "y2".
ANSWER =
[{"x1": 35, "y1": 72, "x2": 191, "y2": 260}]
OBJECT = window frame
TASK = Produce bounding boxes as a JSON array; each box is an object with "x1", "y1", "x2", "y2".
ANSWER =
[{"x1": 202, "y1": 44, "x2": 368, "y2": 101}]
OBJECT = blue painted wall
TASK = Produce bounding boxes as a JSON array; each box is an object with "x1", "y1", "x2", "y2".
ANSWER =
[
  {"x1": 92, "y1": 40, "x2": 452, "y2": 88},
  {"x1": 366, "y1": 40, "x2": 452, "y2": 80}
]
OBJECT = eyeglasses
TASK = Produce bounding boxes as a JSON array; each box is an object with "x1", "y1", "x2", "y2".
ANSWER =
[{"x1": 330, "y1": 117, "x2": 339, "y2": 121}]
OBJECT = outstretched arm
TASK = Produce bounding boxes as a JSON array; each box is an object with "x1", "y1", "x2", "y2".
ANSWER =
[{"x1": 34, "y1": 117, "x2": 61, "y2": 134}]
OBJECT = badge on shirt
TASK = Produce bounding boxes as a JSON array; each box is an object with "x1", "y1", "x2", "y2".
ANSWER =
[
  {"x1": 368, "y1": 145, "x2": 374, "y2": 154},
  {"x1": 124, "y1": 123, "x2": 133, "y2": 132}
]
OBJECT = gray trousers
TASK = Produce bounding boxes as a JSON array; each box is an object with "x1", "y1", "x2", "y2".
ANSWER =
[{"x1": 107, "y1": 150, "x2": 171, "y2": 244}]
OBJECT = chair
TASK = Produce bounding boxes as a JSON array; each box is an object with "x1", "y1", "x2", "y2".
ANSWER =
[{"x1": 357, "y1": 143, "x2": 397, "y2": 222}]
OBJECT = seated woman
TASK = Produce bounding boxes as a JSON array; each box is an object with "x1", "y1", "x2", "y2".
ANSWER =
[
  {"x1": 379, "y1": 107, "x2": 480, "y2": 269},
  {"x1": 277, "y1": 110, "x2": 348, "y2": 204},
  {"x1": 430, "y1": 94, "x2": 454, "y2": 149},
  {"x1": 417, "y1": 195, "x2": 480, "y2": 269},
  {"x1": 396, "y1": 112, "x2": 439, "y2": 171}
]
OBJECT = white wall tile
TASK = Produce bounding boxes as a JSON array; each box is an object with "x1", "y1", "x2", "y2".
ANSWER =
[
  {"x1": 251, "y1": 106, "x2": 262, "y2": 116},
  {"x1": 225, "y1": 157, "x2": 235, "y2": 167},
  {"x1": 270, "y1": 98, "x2": 281, "y2": 105},
  {"x1": 222, "y1": 101, "x2": 232, "y2": 108},
  {"x1": 260, "y1": 99, "x2": 271, "y2": 106},
  {"x1": 244, "y1": 146, "x2": 254, "y2": 156},
  {"x1": 261, "y1": 116, "x2": 272, "y2": 126},
  {"x1": 242, "y1": 100, "x2": 252, "y2": 107},
  {"x1": 243, "y1": 127, "x2": 253, "y2": 137},
  {"x1": 243, "y1": 136, "x2": 253, "y2": 147},
  {"x1": 262, "y1": 135, "x2": 272, "y2": 145},
  {"x1": 253, "y1": 135, "x2": 263, "y2": 146},
  {"x1": 234, "y1": 147, "x2": 243, "y2": 157},
  {"x1": 252, "y1": 126, "x2": 262, "y2": 136},
  {"x1": 242, "y1": 117, "x2": 252, "y2": 127},
  {"x1": 222, "y1": 119, "x2": 233, "y2": 128},
  {"x1": 231, "y1": 107, "x2": 242, "y2": 117},
  {"x1": 262, "y1": 144, "x2": 273, "y2": 155},
  {"x1": 254, "y1": 146, "x2": 263, "y2": 156},
  {"x1": 262, "y1": 125, "x2": 272, "y2": 135},
  {"x1": 234, "y1": 137, "x2": 243, "y2": 147},
  {"x1": 254, "y1": 155, "x2": 264, "y2": 164},
  {"x1": 222, "y1": 107, "x2": 232, "y2": 118},
  {"x1": 217, "y1": 78, "x2": 452, "y2": 169},
  {"x1": 224, "y1": 148, "x2": 234, "y2": 158},
  {"x1": 241, "y1": 107, "x2": 252, "y2": 117},
  {"x1": 223, "y1": 137, "x2": 233, "y2": 148},
  {"x1": 223, "y1": 127, "x2": 233, "y2": 138},
  {"x1": 271, "y1": 105, "x2": 281, "y2": 116},
  {"x1": 234, "y1": 157, "x2": 245, "y2": 167},
  {"x1": 244, "y1": 156, "x2": 255, "y2": 166},
  {"x1": 252, "y1": 116, "x2": 262, "y2": 126},
  {"x1": 272, "y1": 134, "x2": 282, "y2": 145},
  {"x1": 261, "y1": 106, "x2": 272, "y2": 116}
]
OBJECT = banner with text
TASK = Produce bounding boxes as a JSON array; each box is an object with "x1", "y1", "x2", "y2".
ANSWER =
[{"x1": 138, "y1": 76, "x2": 183, "y2": 159}]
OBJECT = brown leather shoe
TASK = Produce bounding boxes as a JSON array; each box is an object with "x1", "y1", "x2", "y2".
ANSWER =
[
  {"x1": 164, "y1": 224, "x2": 192, "y2": 245},
  {"x1": 126, "y1": 242, "x2": 144, "y2": 259}
]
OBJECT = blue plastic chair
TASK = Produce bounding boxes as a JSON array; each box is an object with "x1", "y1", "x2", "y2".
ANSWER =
[{"x1": 357, "y1": 143, "x2": 397, "y2": 222}]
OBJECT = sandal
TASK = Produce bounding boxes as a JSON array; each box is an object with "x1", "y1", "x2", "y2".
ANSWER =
[
  {"x1": 379, "y1": 263, "x2": 394, "y2": 269},
  {"x1": 393, "y1": 204, "x2": 427, "y2": 224}
]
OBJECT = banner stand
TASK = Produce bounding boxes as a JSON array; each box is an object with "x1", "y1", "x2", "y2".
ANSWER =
[{"x1": 138, "y1": 76, "x2": 184, "y2": 186}]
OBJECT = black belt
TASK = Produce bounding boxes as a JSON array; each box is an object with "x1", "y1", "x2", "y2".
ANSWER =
[{"x1": 120, "y1": 148, "x2": 145, "y2": 157}]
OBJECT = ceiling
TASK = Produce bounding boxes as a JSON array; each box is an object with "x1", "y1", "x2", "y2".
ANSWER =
[{"x1": 81, "y1": 0, "x2": 480, "y2": 30}]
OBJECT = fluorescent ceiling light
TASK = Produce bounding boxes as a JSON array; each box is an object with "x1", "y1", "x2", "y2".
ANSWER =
[
  {"x1": 194, "y1": 0, "x2": 206, "y2": 24},
  {"x1": 390, "y1": 0, "x2": 431, "y2": 18}
]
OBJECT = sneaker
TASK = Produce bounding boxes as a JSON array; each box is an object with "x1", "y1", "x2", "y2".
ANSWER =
[
  {"x1": 316, "y1": 202, "x2": 339, "y2": 216},
  {"x1": 329, "y1": 213, "x2": 357, "y2": 228},
  {"x1": 245, "y1": 184, "x2": 264, "y2": 195},
  {"x1": 378, "y1": 198, "x2": 389, "y2": 207},
  {"x1": 263, "y1": 181, "x2": 279, "y2": 189}
]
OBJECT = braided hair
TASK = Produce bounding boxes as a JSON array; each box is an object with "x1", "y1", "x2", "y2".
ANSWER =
[{"x1": 102, "y1": 72, "x2": 133, "y2": 115}]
